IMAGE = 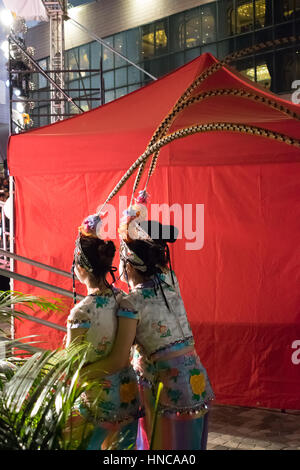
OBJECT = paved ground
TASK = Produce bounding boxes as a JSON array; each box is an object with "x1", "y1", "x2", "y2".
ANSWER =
[{"x1": 207, "y1": 403, "x2": 300, "y2": 450}]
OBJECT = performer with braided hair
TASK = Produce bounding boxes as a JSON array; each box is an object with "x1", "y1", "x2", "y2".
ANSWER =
[
  {"x1": 82, "y1": 193, "x2": 214, "y2": 450},
  {"x1": 118, "y1": 198, "x2": 214, "y2": 450},
  {"x1": 65, "y1": 214, "x2": 142, "y2": 450}
]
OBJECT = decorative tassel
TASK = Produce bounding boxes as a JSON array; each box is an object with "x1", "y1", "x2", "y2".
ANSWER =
[
  {"x1": 71, "y1": 261, "x2": 77, "y2": 305},
  {"x1": 166, "y1": 244, "x2": 175, "y2": 286},
  {"x1": 155, "y1": 273, "x2": 170, "y2": 311},
  {"x1": 135, "y1": 190, "x2": 149, "y2": 205}
]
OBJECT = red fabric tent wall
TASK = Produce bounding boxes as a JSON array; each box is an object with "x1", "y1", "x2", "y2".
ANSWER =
[{"x1": 8, "y1": 54, "x2": 300, "y2": 409}]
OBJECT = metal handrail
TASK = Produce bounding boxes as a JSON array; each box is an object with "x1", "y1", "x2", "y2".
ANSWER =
[
  {"x1": 0, "y1": 246, "x2": 81, "y2": 346},
  {"x1": 16, "y1": 312, "x2": 67, "y2": 333},
  {"x1": 0, "y1": 268, "x2": 83, "y2": 301},
  {"x1": 0, "y1": 249, "x2": 72, "y2": 278},
  {"x1": 0, "y1": 198, "x2": 77, "y2": 351}
]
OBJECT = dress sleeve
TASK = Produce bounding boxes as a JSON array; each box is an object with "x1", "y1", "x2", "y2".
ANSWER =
[
  {"x1": 116, "y1": 292, "x2": 140, "y2": 321},
  {"x1": 67, "y1": 302, "x2": 91, "y2": 329}
]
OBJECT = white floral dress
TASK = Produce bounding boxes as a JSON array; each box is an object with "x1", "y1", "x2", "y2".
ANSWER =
[{"x1": 67, "y1": 289, "x2": 141, "y2": 449}]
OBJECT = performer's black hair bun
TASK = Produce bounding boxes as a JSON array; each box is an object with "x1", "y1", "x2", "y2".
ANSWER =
[
  {"x1": 139, "y1": 220, "x2": 179, "y2": 244},
  {"x1": 98, "y1": 240, "x2": 116, "y2": 259},
  {"x1": 80, "y1": 236, "x2": 116, "y2": 278}
]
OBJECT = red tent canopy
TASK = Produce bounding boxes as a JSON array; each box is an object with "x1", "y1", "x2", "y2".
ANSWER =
[{"x1": 8, "y1": 53, "x2": 300, "y2": 409}]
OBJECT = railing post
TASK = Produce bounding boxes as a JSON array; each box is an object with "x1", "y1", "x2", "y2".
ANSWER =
[{"x1": 9, "y1": 175, "x2": 15, "y2": 342}]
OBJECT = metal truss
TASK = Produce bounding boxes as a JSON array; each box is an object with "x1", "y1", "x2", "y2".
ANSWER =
[{"x1": 42, "y1": 1, "x2": 67, "y2": 123}]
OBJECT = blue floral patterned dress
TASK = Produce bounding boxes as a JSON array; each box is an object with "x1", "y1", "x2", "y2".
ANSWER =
[
  {"x1": 123, "y1": 272, "x2": 215, "y2": 450},
  {"x1": 67, "y1": 289, "x2": 142, "y2": 450}
]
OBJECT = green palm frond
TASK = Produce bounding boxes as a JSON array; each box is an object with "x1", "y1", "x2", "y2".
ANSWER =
[
  {"x1": 150, "y1": 381, "x2": 164, "y2": 450},
  {"x1": 0, "y1": 290, "x2": 62, "y2": 328},
  {"x1": 0, "y1": 340, "x2": 96, "y2": 450},
  {"x1": 0, "y1": 289, "x2": 99, "y2": 450}
]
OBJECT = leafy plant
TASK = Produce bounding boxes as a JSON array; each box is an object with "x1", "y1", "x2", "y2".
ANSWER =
[
  {"x1": 0, "y1": 341, "x2": 98, "y2": 450},
  {"x1": 149, "y1": 381, "x2": 163, "y2": 450},
  {"x1": 0, "y1": 290, "x2": 61, "y2": 331},
  {"x1": 0, "y1": 290, "x2": 162, "y2": 450},
  {"x1": 0, "y1": 290, "x2": 96, "y2": 450}
]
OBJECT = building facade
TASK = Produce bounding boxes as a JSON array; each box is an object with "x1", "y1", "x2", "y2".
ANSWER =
[{"x1": 23, "y1": 0, "x2": 300, "y2": 129}]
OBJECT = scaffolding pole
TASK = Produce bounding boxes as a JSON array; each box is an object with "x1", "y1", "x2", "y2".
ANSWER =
[
  {"x1": 9, "y1": 34, "x2": 83, "y2": 114},
  {"x1": 66, "y1": 15, "x2": 157, "y2": 82},
  {"x1": 43, "y1": 1, "x2": 67, "y2": 122}
]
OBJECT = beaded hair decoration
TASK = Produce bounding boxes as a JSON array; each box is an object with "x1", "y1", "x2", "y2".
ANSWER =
[
  {"x1": 118, "y1": 190, "x2": 153, "y2": 278},
  {"x1": 118, "y1": 190, "x2": 149, "y2": 244},
  {"x1": 74, "y1": 213, "x2": 102, "y2": 269},
  {"x1": 72, "y1": 213, "x2": 103, "y2": 304}
]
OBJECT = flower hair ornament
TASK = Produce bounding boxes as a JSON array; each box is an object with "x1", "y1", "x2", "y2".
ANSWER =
[
  {"x1": 117, "y1": 191, "x2": 177, "y2": 309},
  {"x1": 79, "y1": 213, "x2": 102, "y2": 238},
  {"x1": 71, "y1": 213, "x2": 117, "y2": 304},
  {"x1": 119, "y1": 239, "x2": 149, "y2": 273},
  {"x1": 118, "y1": 190, "x2": 153, "y2": 285},
  {"x1": 118, "y1": 190, "x2": 150, "y2": 243}
]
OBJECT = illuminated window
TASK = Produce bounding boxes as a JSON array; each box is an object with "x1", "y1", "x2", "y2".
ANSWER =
[
  {"x1": 274, "y1": 0, "x2": 299, "y2": 22},
  {"x1": 256, "y1": 62, "x2": 272, "y2": 88},
  {"x1": 236, "y1": 0, "x2": 254, "y2": 33},
  {"x1": 283, "y1": 0, "x2": 297, "y2": 19},
  {"x1": 221, "y1": 0, "x2": 267, "y2": 36},
  {"x1": 141, "y1": 24, "x2": 155, "y2": 58},
  {"x1": 102, "y1": 36, "x2": 114, "y2": 71},
  {"x1": 155, "y1": 21, "x2": 168, "y2": 54},
  {"x1": 68, "y1": 49, "x2": 79, "y2": 81},
  {"x1": 254, "y1": 0, "x2": 268, "y2": 28},
  {"x1": 185, "y1": 11, "x2": 201, "y2": 48},
  {"x1": 241, "y1": 66, "x2": 255, "y2": 80},
  {"x1": 238, "y1": 62, "x2": 271, "y2": 89},
  {"x1": 235, "y1": 57, "x2": 255, "y2": 81},
  {"x1": 141, "y1": 22, "x2": 168, "y2": 59},
  {"x1": 79, "y1": 45, "x2": 90, "y2": 77},
  {"x1": 200, "y1": 5, "x2": 216, "y2": 44}
]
